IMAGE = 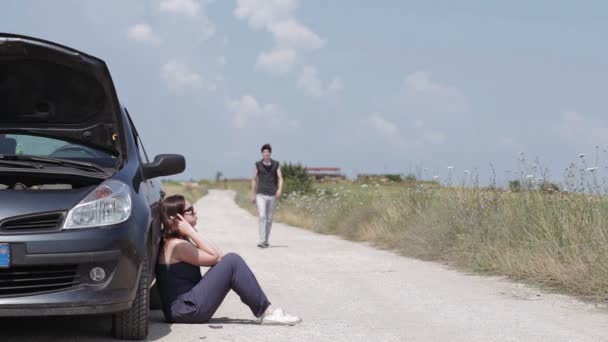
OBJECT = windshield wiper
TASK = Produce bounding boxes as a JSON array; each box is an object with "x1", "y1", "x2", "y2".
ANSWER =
[
  {"x1": 0, "y1": 155, "x2": 109, "y2": 174},
  {"x1": 0, "y1": 159, "x2": 40, "y2": 169}
]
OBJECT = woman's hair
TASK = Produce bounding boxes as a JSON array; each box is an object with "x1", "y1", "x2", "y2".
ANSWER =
[{"x1": 160, "y1": 194, "x2": 186, "y2": 241}]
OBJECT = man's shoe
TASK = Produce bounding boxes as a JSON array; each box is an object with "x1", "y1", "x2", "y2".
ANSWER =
[
  {"x1": 260, "y1": 308, "x2": 302, "y2": 326},
  {"x1": 263, "y1": 242, "x2": 270, "y2": 248},
  {"x1": 257, "y1": 243, "x2": 265, "y2": 248}
]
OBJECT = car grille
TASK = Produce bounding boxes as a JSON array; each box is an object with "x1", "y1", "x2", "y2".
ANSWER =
[
  {"x1": 0, "y1": 212, "x2": 65, "y2": 233},
  {"x1": 0, "y1": 265, "x2": 80, "y2": 297}
]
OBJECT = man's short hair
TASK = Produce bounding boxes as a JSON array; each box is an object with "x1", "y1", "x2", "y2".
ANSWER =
[{"x1": 261, "y1": 144, "x2": 272, "y2": 153}]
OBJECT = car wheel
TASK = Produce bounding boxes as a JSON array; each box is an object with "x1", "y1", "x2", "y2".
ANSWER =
[{"x1": 112, "y1": 256, "x2": 150, "y2": 340}]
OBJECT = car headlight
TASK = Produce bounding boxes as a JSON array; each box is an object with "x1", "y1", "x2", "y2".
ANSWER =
[{"x1": 63, "y1": 180, "x2": 132, "y2": 229}]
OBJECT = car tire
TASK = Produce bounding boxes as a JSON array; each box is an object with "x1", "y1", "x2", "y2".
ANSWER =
[{"x1": 111, "y1": 256, "x2": 150, "y2": 340}]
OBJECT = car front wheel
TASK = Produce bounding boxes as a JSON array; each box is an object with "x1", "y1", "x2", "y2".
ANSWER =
[{"x1": 111, "y1": 256, "x2": 150, "y2": 340}]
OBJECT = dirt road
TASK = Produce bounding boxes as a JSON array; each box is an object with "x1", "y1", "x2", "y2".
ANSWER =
[{"x1": 2, "y1": 189, "x2": 607, "y2": 341}]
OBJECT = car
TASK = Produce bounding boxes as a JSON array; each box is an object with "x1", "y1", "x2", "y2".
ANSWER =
[{"x1": 0, "y1": 33, "x2": 185, "y2": 340}]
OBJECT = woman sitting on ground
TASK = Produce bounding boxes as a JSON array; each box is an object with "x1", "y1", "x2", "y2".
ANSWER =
[{"x1": 155, "y1": 194, "x2": 302, "y2": 325}]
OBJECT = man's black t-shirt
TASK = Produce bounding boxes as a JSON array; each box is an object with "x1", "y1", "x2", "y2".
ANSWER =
[{"x1": 255, "y1": 159, "x2": 279, "y2": 196}]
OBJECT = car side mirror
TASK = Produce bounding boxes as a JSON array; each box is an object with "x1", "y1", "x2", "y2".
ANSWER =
[{"x1": 142, "y1": 154, "x2": 185, "y2": 179}]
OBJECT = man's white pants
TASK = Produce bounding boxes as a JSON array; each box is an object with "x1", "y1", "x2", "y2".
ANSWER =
[{"x1": 256, "y1": 194, "x2": 277, "y2": 245}]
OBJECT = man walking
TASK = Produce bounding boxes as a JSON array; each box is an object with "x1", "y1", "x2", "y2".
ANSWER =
[{"x1": 251, "y1": 144, "x2": 283, "y2": 248}]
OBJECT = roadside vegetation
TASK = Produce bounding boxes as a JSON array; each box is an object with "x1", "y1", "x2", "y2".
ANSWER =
[
  {"x1": 220, "y1": 157, "x2": 608, "y2": 302},
  {"x1": 162, "y1": 179, "x2": 209, "y2": 204}
]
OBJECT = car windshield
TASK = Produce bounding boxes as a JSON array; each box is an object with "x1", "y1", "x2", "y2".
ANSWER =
[{"x1": 0, "y1": 133, "x2": 117, "y2": 168}]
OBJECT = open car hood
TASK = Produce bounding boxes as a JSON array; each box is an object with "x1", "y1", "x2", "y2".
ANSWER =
[{"x1": 0, "y1": 33, "x2": 124, "y2": 155}]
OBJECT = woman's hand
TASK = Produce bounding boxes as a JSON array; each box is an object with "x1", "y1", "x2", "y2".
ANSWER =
[{"x1": 173, "y1": 213, "x2": 196, "y2": 237}]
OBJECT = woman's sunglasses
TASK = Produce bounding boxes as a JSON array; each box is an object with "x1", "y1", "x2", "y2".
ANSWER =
[{"x1": 183, "y1": 205, "x2": 195, "y2": 215}]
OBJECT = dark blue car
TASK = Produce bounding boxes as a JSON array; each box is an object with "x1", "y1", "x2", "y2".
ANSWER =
[{"x1": 0, "y1": 33, "x2": 185, "y2": 340}]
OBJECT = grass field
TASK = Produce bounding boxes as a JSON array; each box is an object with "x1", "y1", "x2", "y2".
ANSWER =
[
  {"x1": 222, "y1": 178, "x2": 608, "y2": 302},
  {"x1": 162, "y1": 180, "x2": 209, "y2": 204}
]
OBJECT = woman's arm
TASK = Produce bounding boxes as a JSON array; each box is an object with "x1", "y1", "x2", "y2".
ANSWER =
[
  {"x1": 202, "y1": 237, "x2": 224, "y2": 257},
  {"x1": 173, "y1": 238, "x2": 220, "y2": 267},
  {"x1": 188, "y1": 223, "x2": 224, "y2": 258},
  {"x1": 172, "y1": 215, "x2": 221, "y2": 267}
]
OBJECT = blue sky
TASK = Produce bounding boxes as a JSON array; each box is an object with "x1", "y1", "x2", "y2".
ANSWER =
[{"x1": 2, "y1": 0, "x2": 607, "y2": 184}]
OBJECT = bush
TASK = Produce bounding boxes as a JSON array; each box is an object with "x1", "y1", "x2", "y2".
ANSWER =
[
  {"x1": 404, "y1": 174, "x2": 417, "y2": 183},
  {"x1": 540, "y1": 181, "x2": 560, "y2": 193},
  {"x1": 509, "y1": 180, "x2": 521, "y2": 192},
  {"x1": 385, "y1": 174, "x2": 403, "y2": 183},
  {"x1": 281, "y1": 162, "x2": 313, "y2": 195}
]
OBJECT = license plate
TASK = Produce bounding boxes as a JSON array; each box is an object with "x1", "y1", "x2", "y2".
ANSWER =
[{"x1": 0, "y1": 243, "x2": 10, "y2": 268}]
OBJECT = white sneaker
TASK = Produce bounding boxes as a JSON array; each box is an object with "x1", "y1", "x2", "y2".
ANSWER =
[{"x1": 260, "y1": 308, "x2": 302, "y2": 326}]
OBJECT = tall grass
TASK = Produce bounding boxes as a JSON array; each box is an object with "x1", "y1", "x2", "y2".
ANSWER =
[
  {"x1": 228, "y1": 178, "x2": 608, "y2": 301},
  {"x1": 162, "y1": 181, "x2": 208, "y2": 204}
]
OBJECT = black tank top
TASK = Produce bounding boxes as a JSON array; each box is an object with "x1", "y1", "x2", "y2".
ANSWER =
[
  {"x1": 255, "y1": 159, "x2": 279, "y2": 196},
  {"x1": 155, "y1": 260, "x2": 202, "y2": 320}
]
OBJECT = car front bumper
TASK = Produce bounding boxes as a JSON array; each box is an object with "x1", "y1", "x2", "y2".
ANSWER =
[{"x1": 0, "y1": 219, "x2": 147, "y2": 317}]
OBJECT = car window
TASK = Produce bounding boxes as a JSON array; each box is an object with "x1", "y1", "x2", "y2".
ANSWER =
[
  {"x1": 1, "y1": 133, "x2": 117, "y2": 166},
  {"x1": 136, "y1": 135, "x2": 150, "y2": 164},
  {"x1": 125, "y1": 109, "x2": 150, "y2": 164}
]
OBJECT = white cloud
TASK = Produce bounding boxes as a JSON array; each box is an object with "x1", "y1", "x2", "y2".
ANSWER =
[
  {"x1": 235, "y1": 0, "x2": 325, "y2": 78},
  {"x1": 127, "y1": 23, "x2": 161, "y2": 45},
  {"x1": 369, "y1": 113, "x2": 399, "y2": 136},
  {"x1": 161, "y1": 60, "x2": 203, "y2": 91},
  {"x1": 197, "y1": 21, "x2": 216, "y2": 41},
  {"x1": 352, "y1": 113, "x2": 447, "y2": 150},
  {"x1": 423, "y1": 129, "x2": 447, "y2": 145},
  {"x1": 399, "y1": 71, "x2": 468, "y2": 115},
  {"x1": 367, "y1": 113, "x2": 405, "y2": 147},
  {"x1": 159, "y1": 0, "x2": 215, "y2": 40},
  {"x1": 269, "y1": 19, "x2": 324, "y2": 50},
  {"x1": 328, "y1": 77, "x2": 344, "y2": 92},
  {"x1": 296, "y1": 66, "x2": 343, "y2": 97},
  {"x1": 159, "y1": 0, "x2": 200, "y2": 16},
  {"x1": 217, "y1": 56, "x2": 227, "y2": 66},
  {"x1": 556, "y1": 111, "x2": 608, "y2": 146},
  {"x1": 234, "y1": 0, "x2": 298, "y2": 29},
  {"x1": 404, "y1": 71, "x2": 442, "y2": 92},
  {"x1": 297, "y1": 66, "x2": 323, "y2": 97},
  {"x1": 228, "y1": 95, "x2": 299, "y2": 129},
  {"x1": 255, "y1": 48, "x2": 297, "y2": 74}
]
